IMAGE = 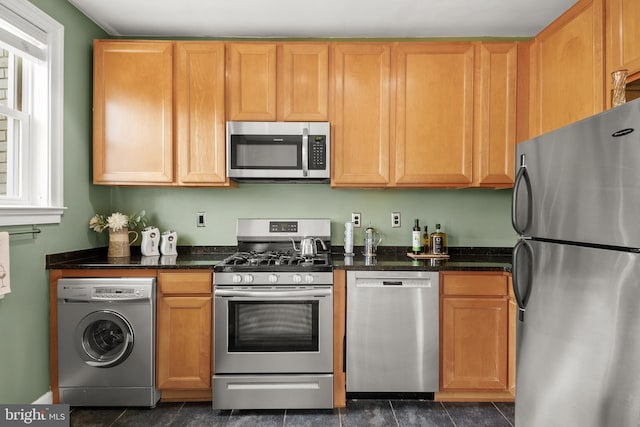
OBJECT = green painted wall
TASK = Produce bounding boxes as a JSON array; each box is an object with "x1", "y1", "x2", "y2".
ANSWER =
[
  {"x1": 112, "y1": 186, "x2": 517, "y2": 248},
  {"x1": 0, "y1": 0, "x2": 517, "y2": 404},
  {"x1": 0, "y1": 0, "x2": 108, "y2": 404}
]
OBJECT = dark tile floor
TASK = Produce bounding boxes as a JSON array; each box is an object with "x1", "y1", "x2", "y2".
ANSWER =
[{"x1": 70, "y1": 400, "x2": 515, "y2": 426}]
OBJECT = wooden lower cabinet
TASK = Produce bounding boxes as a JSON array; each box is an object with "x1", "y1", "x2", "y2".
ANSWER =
[
  {"x1": 156, "y1": 270, "x2": 213, "y2": 401},
  {"x1": 436, "y1": 271, "x2": 515, "y2": 402}
]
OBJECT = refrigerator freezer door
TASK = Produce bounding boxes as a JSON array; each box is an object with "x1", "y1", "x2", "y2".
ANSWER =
[
  {"x1": 513, "y1": 240, "x2": 640, "y2": 427},
  {"x1": 513, "y1": 98, "x2": 640, "y2": 248}
]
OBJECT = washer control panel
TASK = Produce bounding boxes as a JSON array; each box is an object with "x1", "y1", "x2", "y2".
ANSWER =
[
  {"x1": 93, "y1": 287, "x2": 148, "y2": 299},
  {"x1": 57, "y1": 277, "x2": 155, "y2": 302}
]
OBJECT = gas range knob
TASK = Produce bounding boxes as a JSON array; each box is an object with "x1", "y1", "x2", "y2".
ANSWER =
[
  {"x1": 268, "y1": 274, "x2": 278, "y2": 283},
  {"x1": 232, "y1": 274, "x2": 242, "y2": 284},
  {"x1": 305, "y1": 274, "x2": 314, "y2": 284},
  {"x1": 293, "y1": 274, "x2": 302, "y2": 283},
  {"x1": 244, "y1": 274, "x2": 254, "y2": 283}
]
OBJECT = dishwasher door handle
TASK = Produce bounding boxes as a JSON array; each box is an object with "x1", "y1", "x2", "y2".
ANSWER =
[
  {"x1": 382, "y1": 281, "x2": 403, "y2": 286},
  {"x1": 354, "y1": 281, "x2": 433, "y2": 289}
]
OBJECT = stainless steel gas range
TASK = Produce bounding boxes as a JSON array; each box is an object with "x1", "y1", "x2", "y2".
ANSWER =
[{"x1": 212, "y1": 218, "x2": 333, "y2": 410}]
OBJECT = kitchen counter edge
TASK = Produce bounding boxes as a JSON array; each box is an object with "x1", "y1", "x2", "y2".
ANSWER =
[{"x1": 46, "y1": 246, "x2": 512, "y2": 272}]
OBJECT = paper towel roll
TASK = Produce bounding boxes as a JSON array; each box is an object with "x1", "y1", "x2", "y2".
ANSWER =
[{"x1": 344, "y1": 221, "x2": 354, "y2": 255}]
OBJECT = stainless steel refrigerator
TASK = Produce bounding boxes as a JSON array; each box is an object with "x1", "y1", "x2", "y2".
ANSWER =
[{"x1": 512, "y1": 98, "x2": 640, "y2": 427}]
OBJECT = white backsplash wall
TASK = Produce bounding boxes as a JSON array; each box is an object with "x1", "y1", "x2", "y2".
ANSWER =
[{"x1": 110, "y1": 185, "x2": 517, "y2": 248}]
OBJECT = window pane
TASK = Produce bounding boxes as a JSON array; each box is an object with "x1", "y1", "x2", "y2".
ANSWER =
[
  {"x1": 0, "y1": 113, "x2": 5, "y2": 195},
  {"x1": 0, "y1": 47, "x2": 23, "y2": 111},
  {"x1": 0, "y1": 114, "x2": 22, "y2": 197}
]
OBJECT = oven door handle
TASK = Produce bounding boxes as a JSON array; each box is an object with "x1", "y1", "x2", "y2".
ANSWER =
[{"x1": 214, "y1": 288, "x2": 332, "y2": 298}]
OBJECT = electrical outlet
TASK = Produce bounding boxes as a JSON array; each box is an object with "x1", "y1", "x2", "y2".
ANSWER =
[
  {"x1": 351, "y1": 212, "x2": 361, "y2": 228},
  {"x1": 197, "y1": 212, "x2": 206, "y2": 227},
  {"x1": 391, "y1": 212, "x2": 401, "y2": 228}
]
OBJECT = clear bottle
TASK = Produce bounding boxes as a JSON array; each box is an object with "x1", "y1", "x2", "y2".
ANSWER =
[
  {"x1": 412, "y1": 219, "x2": 422, "y2": 255},
  {"x1": 430, "y1": 223, "x2": 448, "y2": 255},
  {"x1": 422, "y1": 226, "x2": 430, "y2": 254}
]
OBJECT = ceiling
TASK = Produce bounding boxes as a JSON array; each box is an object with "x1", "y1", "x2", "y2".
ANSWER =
[{"x1": 67, "y1": 0, "x2": 578, "y2": 39}]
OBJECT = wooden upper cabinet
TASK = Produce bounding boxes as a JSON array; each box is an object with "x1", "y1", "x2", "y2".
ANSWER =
[
  {"x1": 529, "y1": 0, "x2": 604, "y2": 137},
  {"x1": 226, "y1": 43, "x2": 277, "y2": 120},
  {"x1": 279, "y1": 43, "x2": 329, "y2": 121},
  {"x1": 393, "y1": 42, "x2": 474, "y2": 187},
  {"x1": 473, "y1": 42, "x2": 518, "y2": 187},
  {"x1": 606, "y1": 0, "x2": 640, "y2": 99},
  {"x1": 331, "y1": 43, "x2": 392, "y2": 187},
  {"x1": 226, "y1": 42, "x2": 329, "y2": 121},
  {"x1": 93, "y1": 40, "x2": 174, "y2": 184},
  {"x1": 175, "y1": 42, "x2": 228, "y2": 185}
]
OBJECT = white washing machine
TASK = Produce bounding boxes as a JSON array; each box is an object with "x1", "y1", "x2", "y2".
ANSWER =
[{"x1": 57, "y1": 277, "x2": 161, "y2": 406}]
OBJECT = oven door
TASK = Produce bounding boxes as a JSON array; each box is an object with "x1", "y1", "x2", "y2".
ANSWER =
[{"x1": 214, "y1": 286, "x2": 333, "y2": 374}]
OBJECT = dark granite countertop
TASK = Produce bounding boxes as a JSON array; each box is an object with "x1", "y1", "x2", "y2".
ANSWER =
[
  {"x1": 46, "y1": 246, "x2": 235, "y2": 270},
  {"x1": 46, "y1": 246, "x2": 511, "y2": 272},
  {"x1": 332, "y1": 246, "x2": 512, "y2": 272}
]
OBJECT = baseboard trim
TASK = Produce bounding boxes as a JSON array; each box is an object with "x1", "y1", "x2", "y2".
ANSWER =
[{"x1": 32, "y1": 391, "x2": 53, "y2": 404}]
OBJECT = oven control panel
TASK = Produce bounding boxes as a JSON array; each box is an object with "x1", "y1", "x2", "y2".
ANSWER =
[
  {"x1": 269, "y1": 221, "x2": 298, "y2": 233},
  {"x1": 216, "y1": 271, "x2": 333, "y2": 286}
]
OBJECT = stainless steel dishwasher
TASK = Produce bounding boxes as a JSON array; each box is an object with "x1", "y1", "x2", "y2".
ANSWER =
[{"x1": 346, "y1": 270, "x2": 439, "y2": 393}]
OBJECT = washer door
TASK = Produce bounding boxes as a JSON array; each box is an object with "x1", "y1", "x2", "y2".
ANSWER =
[{"x1": 75, "y1": 310, "x2": 134, "y2": 368}]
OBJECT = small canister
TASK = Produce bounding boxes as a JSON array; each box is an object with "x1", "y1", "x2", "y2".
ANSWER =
[{"x1": 160, "y1": 230, "x2": 178, "y2": 256}]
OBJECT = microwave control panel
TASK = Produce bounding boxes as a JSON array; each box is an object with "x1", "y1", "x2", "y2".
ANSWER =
[{"x1": 309, "y1": 136, "x2": 327, "y2": 170}]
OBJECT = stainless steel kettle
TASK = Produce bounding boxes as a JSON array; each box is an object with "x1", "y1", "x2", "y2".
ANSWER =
[
  {"x1": 140, "y1": 226, "x2": 160, "y2": 256},
  {"x1": 291, "y1": 236, "x2": 327, "y2": 257}
]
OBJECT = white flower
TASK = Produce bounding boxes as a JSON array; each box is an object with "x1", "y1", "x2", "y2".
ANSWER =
[
  {"x1": 89, "y1": 214, "x2": 106, "y2": 232},
  {"x1": 89, "y1": 210, "x2": 147, "y2": 233},
  {"x1": 106, "y1": 212, "x2": 128, "y2": 232}
]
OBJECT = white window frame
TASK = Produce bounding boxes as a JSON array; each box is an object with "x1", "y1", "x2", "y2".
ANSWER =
[{"x1": 0, "y1": 0, "x2": 64, "y2": 226}]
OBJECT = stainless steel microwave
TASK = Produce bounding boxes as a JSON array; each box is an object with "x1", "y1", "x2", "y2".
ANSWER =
[{"x1": 227, "y1": 121, "x2": 330, "y2": 182}]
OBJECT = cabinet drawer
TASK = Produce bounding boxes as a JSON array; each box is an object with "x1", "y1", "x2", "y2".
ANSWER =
[
  {"x1": 442, "y1": 273, "x2": 508, "y2": 296},
  {"x1": 159, "y1": 271, "x2": 212, "y2": 294}
]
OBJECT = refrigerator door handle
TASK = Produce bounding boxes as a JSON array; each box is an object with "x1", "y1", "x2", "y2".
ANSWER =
[
  {"x1": 512, "y1": 155, "x2": 533, "y2": 235},
  {"x1": 512, "y1": 239, "x2": 533, "y2": 321}
]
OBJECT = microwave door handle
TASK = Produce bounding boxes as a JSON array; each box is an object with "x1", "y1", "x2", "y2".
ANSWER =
[{"x1": 302, "y1": 127, "x2": 309, "y2": 177}]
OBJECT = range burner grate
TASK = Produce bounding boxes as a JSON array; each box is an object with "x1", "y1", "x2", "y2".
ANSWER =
[{"x1": 220, "y1": 251, "x2": 330, "y2": 268}]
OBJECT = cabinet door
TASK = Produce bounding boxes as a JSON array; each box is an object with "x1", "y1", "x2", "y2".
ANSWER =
[
  {"x1": 473, "y1": 42, "x2": 518, "y2": 187},
  {"x1": 331, "y1": 43, "x2": 391, "y2": 187},
  {"x1": 279, "y1": 43, "x2": 329, "y2": 121},
  {"x1": 156, "y1": 295, "x2": 212, "y2": 389},
  {"x1": 93, "y1": 40, "x2": 174, "y2": 184},
  {"x1": 175, "y1": 42, "x2": 229, "y2": 185},
  {"x1": 156, "y1": 271, "x2": 212, "y2": 390},
  {"x1": 607, "y1": 0, "x2": 640, "y2": 96},
  {"x1": 394, "y1": 43, "x2": 474, "y2": 187},
  {"x1": 441, "y1": 296, "x2": 509, "y2": 391},
  {"x1": 529, "y1": 0, "x2": 604, "y2": 136},
  {"x1": 226, "y1": 43, "x2": 277, "y2": 120}
]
